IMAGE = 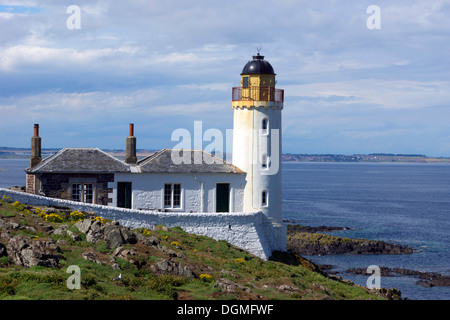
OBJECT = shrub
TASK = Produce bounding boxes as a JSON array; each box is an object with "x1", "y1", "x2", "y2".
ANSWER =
[
  {"x1": 1, "y1": 195, "x2": 12, "y2": 203},
  {"x1": 12, "y1": 201, "x2": 25, "y2": 212},
  {"x1": 199, "y1": 274, "x2": 213, "y2": 282},
  {"x1": 170, "y1": 241, "x2": 181, "y2": 247},
  {"x1": 44, "y1": 213, "x2": 64, "y2": 223},
  {"x1": 137, "y1": 228, "x2": 152, "y2": 236},
  {"x1": 70, "y1": 211, "x2": 86, "y2": 222},
  {"x1": 148, "y1": 275, "x2": 185, "y2": 299},
  {"x1": 234, "y1": 257, "x2": 246, "y2": 264},
  {"x1": 92, "y1": 216, "x2": 106, "y2": 224}
]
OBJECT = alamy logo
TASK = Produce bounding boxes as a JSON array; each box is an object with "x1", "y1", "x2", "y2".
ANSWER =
[
  {"x1": 366, "y1": 5, "x2": 381, "y2": 30},
  {"x1": 66, "y1": 265, "x2": 81, "y2": 289},
  {"x1": 366, "y1": 265, "x2": 381, "y2": 289},
  {"x1": 66, "y1": 5, "x2": 81, "y2": 30}
]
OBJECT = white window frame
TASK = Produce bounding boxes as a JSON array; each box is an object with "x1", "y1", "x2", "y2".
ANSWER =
[
  {"x1": 71, "y1": 183, "x2": 94, "y2": 203},
  {"x1": 163, "y1": 183, "x2": 182, "y2": 209}
]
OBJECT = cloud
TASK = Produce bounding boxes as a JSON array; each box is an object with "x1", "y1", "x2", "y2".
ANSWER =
[{"x1": 0, "y1": 0, "x2": 449, "y2": 156}]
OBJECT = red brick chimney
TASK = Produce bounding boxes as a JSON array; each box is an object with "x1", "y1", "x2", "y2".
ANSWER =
[
  {"x1": 125, "y1": 123, "x2": 137, "y2": 164},
  {"x1": 30, "y1": 124, "x2": 41, "y2": 168}
]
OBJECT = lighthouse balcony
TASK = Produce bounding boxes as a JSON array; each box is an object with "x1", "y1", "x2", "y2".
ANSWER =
[{"x1": 232, "y1": 87, "x2": 284, "y2": 102}]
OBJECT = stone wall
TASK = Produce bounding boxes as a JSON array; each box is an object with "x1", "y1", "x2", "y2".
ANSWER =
[
  {"x1": 0, "y1": 188, "x2": 286, "y2": 260},
  {"x1": 26, "y1": 173, "x2": 114, "y2": 205}
]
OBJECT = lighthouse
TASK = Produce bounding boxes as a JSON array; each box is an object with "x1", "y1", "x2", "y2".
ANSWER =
[{"x1": 232, "y1": 53, "x2": 284, "y2": 225}]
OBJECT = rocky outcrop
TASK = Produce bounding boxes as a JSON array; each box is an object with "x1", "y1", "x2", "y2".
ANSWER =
[
  {"x1": 346, "y1": 266, "x2": 450, "y2": 287},
  {"x1": 150, "y1": 258, "x2": 196, "y2": 278},
  {"x1": 6, "y1": 236, "x2": 60, "y2": 268},
  {"x1": 73, "y1": 219, "x2": 137, "y2": 249},
  {"x1": 213, "y1": 278, "x2": 252, "y2": 294},
  {"x1": 287, "y1": 224, "x2": 413, "y2": 255}
]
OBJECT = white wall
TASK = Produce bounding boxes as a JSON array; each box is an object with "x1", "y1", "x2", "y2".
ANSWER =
[
  {"x1": 0, "y1": 188, "x2": 285, "y2": 260},
  {"x1": 110, "y1": 173, "x2": 245, "y2": 213},
  {"x1": 232, "y1": 101, "x2": 283, "y2": 222}
]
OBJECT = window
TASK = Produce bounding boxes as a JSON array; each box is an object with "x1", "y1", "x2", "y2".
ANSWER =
[
  {"x1": 173, "y1": 184, "x2": 181, "y2": 207},
  {"x1": 262, "y1": 191, "x2": 268, "y2": 207},
  {"x1": 262, "y1": 118, "x2": 268, "y2": 134},
  {"x1": 72, "y1": 183, "x2": 93, "y2": 203},
  {"x1": 261, "y1": 154, "x2": 268, "y2": 169},
  {"x1": 243, "y1": 76, "x2": 249, "y2": 87},
  {"x1": 164, "y1": 184, "x2": 172, "y2": 207},
  {"x1": 164, "y1": 183, "x2": 181, "y2": 208}
]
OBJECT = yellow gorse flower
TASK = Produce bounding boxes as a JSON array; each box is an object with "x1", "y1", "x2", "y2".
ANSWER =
[
  {"x1": 199, "y1": 274, "x2": 213, "y2": 281},
  {"x1": 70, "y1": 211, "x2": 86, "y2": 222},
  {"x1": 92, "y1": 216, "x2": 106, "y2": 224},
  {"x1": 234, "y1": 257, "x2": 246, "y2": 264}
]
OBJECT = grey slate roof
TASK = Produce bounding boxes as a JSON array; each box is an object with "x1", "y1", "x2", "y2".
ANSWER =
[
  {"x1": 26, "y1": 148, "x2": 244, "y2": 174},
  {"x1": 138, "y1": 149, "x2": 244, "y2": 174},
  {"x1": 26, "y1": 148, "x2": 131, "y2": 173}
]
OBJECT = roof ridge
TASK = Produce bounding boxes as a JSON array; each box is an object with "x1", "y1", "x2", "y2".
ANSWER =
[{"x1": 137, "y1": 148, "x2": 166, "y2": 166}]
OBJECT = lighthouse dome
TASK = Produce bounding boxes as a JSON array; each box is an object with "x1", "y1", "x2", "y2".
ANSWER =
[{"x1": 241, "y1": 53, "x2": 275, "y2": 75}]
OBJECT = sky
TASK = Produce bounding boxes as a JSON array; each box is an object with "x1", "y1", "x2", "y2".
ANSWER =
[{"x1": 0, "y1": 0, "x2": 450, "y2": 157}]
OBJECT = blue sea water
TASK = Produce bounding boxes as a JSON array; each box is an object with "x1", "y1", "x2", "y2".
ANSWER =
[
  {"x1": 283, "y1": 161, "x2": 450, "y2": 300},
  {"x1": 1, "y1": 159, "x2": 450, "y2": 299}
]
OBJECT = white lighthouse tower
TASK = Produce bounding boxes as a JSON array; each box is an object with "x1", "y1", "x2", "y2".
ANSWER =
[{"x1": 232, "y1": 53, "x2": 285, "y2": 249}]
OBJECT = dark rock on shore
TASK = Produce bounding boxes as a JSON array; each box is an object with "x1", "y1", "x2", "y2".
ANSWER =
[
  {"x1": 345, "y1": 266, "x2": 450, "y2": 287},
  {"x1": 287, "y1": 224, "x2": 414, "y2": 255},
  {"x1": 288, "y1": 225, "x2": 351, "y2": 234}
]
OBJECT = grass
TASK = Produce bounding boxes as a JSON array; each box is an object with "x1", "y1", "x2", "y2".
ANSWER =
[{"x1": 0, "y1": 198, "x2": 386, "y2": 300}]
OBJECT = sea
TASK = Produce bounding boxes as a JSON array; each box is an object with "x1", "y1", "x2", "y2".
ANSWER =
[{"x1": 1, "y1": 159, "x2": 450, "y2": 300}]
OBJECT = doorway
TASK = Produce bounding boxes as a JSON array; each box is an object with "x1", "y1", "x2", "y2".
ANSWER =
[
  {"x1": 216, "y1": 183, "x2": 230, "y2": 213},
  {"x1": 117, "y1": 182, "x2": 132, "y2": 209}
]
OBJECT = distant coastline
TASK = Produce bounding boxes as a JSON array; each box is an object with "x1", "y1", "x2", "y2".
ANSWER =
[
  {"x1": 282, "y1": 153, "x2": 450, "y2": 163},
  {"x1": 1, "y1": 147, "x2": 450, "y2": 163}
]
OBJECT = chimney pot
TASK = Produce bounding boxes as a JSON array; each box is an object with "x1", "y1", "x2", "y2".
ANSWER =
[
  {"x1": 34, "y1": 124, "x2": 39, "y2": 137},
  {"x1": 129, "y1": 123, "x2": 134, "y2": 137}
]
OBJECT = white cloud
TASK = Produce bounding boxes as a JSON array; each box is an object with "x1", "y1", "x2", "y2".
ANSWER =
[{"x1": 0, "y1": 45, "x2": 139, "y2": 71}]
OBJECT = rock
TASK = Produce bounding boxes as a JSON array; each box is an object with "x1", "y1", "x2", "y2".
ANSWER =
[
  {"x1": 150, "y1": 258, "x2": 196, "y2": 278},
  {"x1": 140, "y1": 235, "x2": 160, "y2": 247},
  {"x1": 287, "y1": 230, "x2": 414, "y2": 255},
  {"x1": 278, "y1": 284, "x2": 300, "y2": 293},
  {"x1": 0, "y1": 243, "x2": 6, "y2": 257},
  {"x1": 86, "y1": 223, "x2": 104, "y2": 243},
  {"x1": 104, "y1": 225, "x2": 124, "y2": 249},
  {"x1": 53, "y1": 225, "x2": 69, "y2": 236},
  {"x1": 10, "y1": 222, "x2": 21, "y2": 230},
  {"x1": 42, "y1": 225, "x2": 54, "y2": 234},
  {"x1": 24, "y1": 226, "x2": 36, "y2": 233},
  {"x1": 213, "y1": 278, "x2": 251, "y2": 294},
  {"x1": 56, "y1": 239, "x2": 69, "y2": 246},
  {"x1": 66, "y1": 230, "x2": 81, "y2": 241},
  {"x1": 121, "y1": 229, "x2": 138, "y2": 244},
  {"x1": 114, "y1": 248, "x2": 138, "y2": 265},
  {"x1": 74, "y1": 219, "x2": 93, "y2": 234},
  {"x1": 81, "y1": 250, "x2": 102, "y2": 265},
  {"x1": 370, "y1": 287, "x2": 403, "y2": 300},
  {"x1": 6, "y1": 236, "x2": 60, "y2": 268}
]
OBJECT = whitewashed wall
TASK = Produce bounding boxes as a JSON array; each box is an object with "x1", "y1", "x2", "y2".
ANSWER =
[
  {"x1": 110, "y1": 173, "x2": 245, "y2": 213},
  {"x1": 0, "y1": 188, "x2": 286, "y2": 260}
]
